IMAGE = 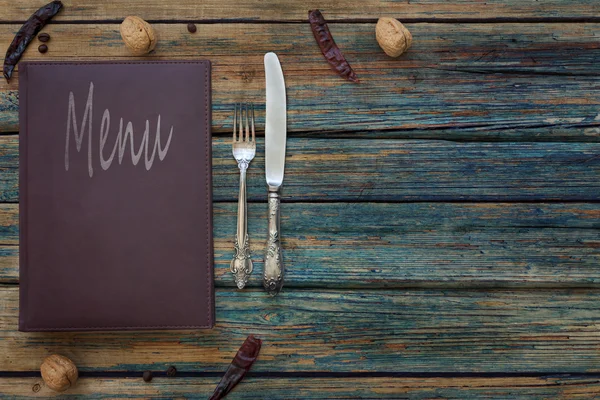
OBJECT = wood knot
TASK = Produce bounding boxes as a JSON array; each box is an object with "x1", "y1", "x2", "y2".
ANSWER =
[
  {"x1": 409, "y1": 73, "x2": 422, "y2": 84},
  {"x1": 240, "y1": 69, "x2": 255, "y2": 83},
  {"x1": 32, "y1": 383, "x2": 41, "y2": 393},
  {"x1": 7, "y1": 90, "x2": 19, "y2": 109}
]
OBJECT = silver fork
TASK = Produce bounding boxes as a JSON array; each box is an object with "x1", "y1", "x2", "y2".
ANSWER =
[{"x1": 231, "y1": 103, "x2": 256, "y2": 289}]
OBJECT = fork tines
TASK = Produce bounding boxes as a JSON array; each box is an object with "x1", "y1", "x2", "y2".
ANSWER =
[{"x1": 233, "y1": 103, "x2": 255, "y2": 143}]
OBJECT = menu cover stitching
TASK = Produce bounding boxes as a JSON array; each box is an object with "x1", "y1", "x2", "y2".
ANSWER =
[
  {"x1": 19, "y1": 62, "x2": 29, "y2": 331},
  {"x1": 19, "y1": 61, "x2": 214, "y2": 330}
]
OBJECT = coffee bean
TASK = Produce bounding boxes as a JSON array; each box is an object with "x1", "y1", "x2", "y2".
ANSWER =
[
  {"x1": 187, "y1": 23, "x2": 197, "y2": 33},
  {"x1": 166, "y1": 366, "x2": 177, "y2": 377},
  {"x1": 142, "y1": 371, "x2": 153, "y2": 382},
  {"x1": 38, "y1": 44, "x2": 48, "y2": 54},
  {"x1": 38, "y1": 33, "x2": 50, "y2": 42}
]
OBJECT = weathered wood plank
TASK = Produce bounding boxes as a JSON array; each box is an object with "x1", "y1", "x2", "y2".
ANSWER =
[
  {"x1": 1, "y1": 203, "x2": 599, "y2": 287},
  {"x1": 3, "y1": 136, "x2": 600, "y2": 203},
  {"x1": 1, "y1": 23, "x2": 599, "y2": 138},
  {"x1": 2, "y1": 376, "x2": 600, "y2": 399},
  {"x1": 2, "y1": 287, "x2": 600, "y2": 372},
  {"x1": 1, "y1": 0, "x2": 598, "y2": 21}
]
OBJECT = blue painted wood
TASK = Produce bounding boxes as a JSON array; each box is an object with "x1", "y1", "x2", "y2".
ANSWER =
[
  {"x1": 3, "y1": 376, "x2": 600, "y2": 399},
  {"x1": 0, "y1": 23, "x2": 599, "y2": 138},
  {"x1": 2, "y1": 286, "x2": 600, "y2": 373},
  {"x1": 1, "y1": 0, "x2": 599, "y2": 21},
  {"x1": 0, "y1": 136, "x2": 599, "y2": 202},
  {"x1": 0, "y1": 2, "x2": 599, "y2": 396},
  {"x1": 1, "y1": 202, "x2": 598, "y2": 287}
]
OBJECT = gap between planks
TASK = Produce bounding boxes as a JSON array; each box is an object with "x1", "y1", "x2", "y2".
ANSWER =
[
  {"x1": 2, "y1": 0, "x2": 599, "y2": 21},
  {"x1": 2, "y1": 376, "x2": 600, "y2": 399},
  {"x1": 3, "y1": 127, "x2": 600, "y2": 143},
  {"x1": 1, "y1": 17, "x2": 600, "y2": 24},
  {"x1": 3, "y1": 371, "x2": 600, "y2": 378}
]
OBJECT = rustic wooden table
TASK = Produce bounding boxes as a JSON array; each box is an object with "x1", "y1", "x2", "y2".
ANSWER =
[{"x1": 1, "y1": 1, "x2": 599, "y2": 398}]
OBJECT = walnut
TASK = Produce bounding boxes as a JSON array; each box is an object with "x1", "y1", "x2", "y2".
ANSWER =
[
  {"x1": 40, "y1": 354, "x2": 78, "y2": 392},
  {"x1": 376, "y1": 17, "x2": 412, "y2": 57},
  {"x1": 120, "y1": 16, "x2": 157, "y2": 55}
]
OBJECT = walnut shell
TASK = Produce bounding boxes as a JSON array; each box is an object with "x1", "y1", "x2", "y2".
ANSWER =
[
  {"x1": 120, "y1": 16, "x2": 157, "y2": 55},
  {"x1": 40, "y1": 354, "x2": 78, "y2": 392},
  {"x1": 376, "y1": 17, "x2": 412, "y2": 57}
]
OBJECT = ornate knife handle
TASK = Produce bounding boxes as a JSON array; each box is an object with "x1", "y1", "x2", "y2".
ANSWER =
[{"x1": 264, "y1": 187, "x2": 284, "y2": 296}]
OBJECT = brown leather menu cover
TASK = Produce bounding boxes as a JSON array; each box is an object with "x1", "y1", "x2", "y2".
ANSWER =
[{"x1": 19, "y1": 61, "x2": 213, "y2": 331}]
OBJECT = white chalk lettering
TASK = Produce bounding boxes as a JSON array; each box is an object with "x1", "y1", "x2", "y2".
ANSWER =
[
  {"x1": 65, "y1": 82, "x2": 174, "y2": 177},
  {"x1": 65, "y1": 81, "x2": 94, "y2": 177}
]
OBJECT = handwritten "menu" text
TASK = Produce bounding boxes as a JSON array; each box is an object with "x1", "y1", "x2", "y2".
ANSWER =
[{"x1": 65, "y1": 82, "x2": 174, "y2": 177}]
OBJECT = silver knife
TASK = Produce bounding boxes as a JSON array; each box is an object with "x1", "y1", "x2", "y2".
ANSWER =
[{"x1": 263, "y1": 52, "x2": 287, "y2": 296}]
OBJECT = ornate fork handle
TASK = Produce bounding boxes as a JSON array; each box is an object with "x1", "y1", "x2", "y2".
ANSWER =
[
  {"x1": 264, "y1": 187, "x2": 283, "y2": 296},
  {"x1": 231, "y1": 160, "x2": 253, "y2": 289}
]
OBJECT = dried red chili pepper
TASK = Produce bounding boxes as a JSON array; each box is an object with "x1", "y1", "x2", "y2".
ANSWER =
[
  {"x1": 209, "y1": 335, "x2": 262, "y2": 400},
  {"x1": 308, "y1": 9, "x2": 359, "y2": 83},
  {"x1": 3, "y1": 1, "x2": 63, "y2": 82}
]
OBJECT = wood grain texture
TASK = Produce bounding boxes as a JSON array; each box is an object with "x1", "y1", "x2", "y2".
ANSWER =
[
  {"x1": 0, "y1": 23, "x2": 599, "y2": 138},
  {"x1": 1, "y1": 202, "x2": 599, "y2": 287},
  {"x1": 1, "y1": 2, "x2": 599, "y2": 396},
  {"x1": 2, "y1": 376, "x2": 600, "y2": 399},
  {"x1": 2, "y1": 286, "x2": 600, "y2": 373},
  {"x1": 0, "y1": 0, "x2": 599, "y2": 21},
  {"x1": 3, "y1": 136, "x2": 600, "y2": 203}
]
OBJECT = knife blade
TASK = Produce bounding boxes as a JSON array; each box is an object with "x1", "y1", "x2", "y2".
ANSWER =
[
  {"x1": 265, "y1": 52, "x2": 287, "y2": 189},
  {"x1": 263, "y1": 52, "x2": 286, "y2": 296}
]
